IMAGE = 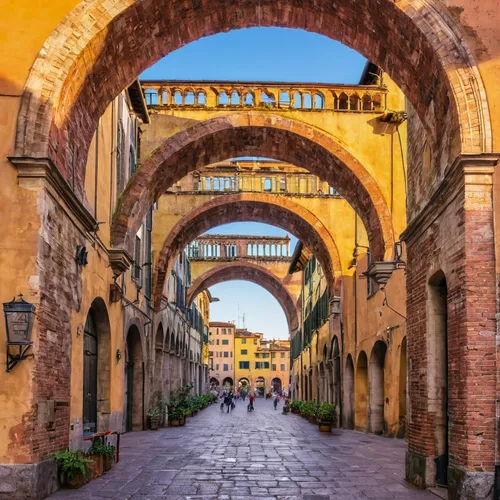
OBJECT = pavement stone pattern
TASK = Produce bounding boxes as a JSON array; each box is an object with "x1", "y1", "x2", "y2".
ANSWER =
[{"x1": 51, "y1": 398, "x2": 433, "y2": 499}]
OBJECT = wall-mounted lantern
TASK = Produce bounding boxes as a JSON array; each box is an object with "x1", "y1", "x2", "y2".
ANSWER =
[{"x1": 3, "y1": 294, "x2": 35, "y2": 372}]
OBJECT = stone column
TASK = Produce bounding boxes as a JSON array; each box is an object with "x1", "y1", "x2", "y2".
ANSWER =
[{"x1": 403, "y1": 156, "x2": 498, "y2": 498}]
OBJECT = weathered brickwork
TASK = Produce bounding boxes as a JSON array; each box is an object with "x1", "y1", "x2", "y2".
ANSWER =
[{"x1": 15, "y1": 0, "x2": 491, "y2": 207}]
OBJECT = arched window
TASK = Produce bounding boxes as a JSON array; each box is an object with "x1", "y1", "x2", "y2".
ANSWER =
[
  {"x1": 184, "y1": 89, "x2": 195, "y2": 105},
  {"x1": 372, "y1": 94, "x2": 383, "y2": 110},
  {"x1": 197, "y1": 91, "x2": 206, "y2": 105},
  {"x1": 338, "y1": 92, "x2": 349, "y2": 110},
  {"x1": 314, "y1": 92, "x2": 325, "y2": 109},
  {"x1": 279, "y1": 91, "x2": 291, "y2": 107},
  {"x1": 173, "y1": 89, "x2": 183, "y2": 105},
  {"x1": 244, "y1": 91, "x2": 255, "y2": 106},
  {"x1": 230, "y1": 90, "x2": 240, "y2": 105},
  {"x1": 362, "y1": 94, "x2": 372, "y2": 111},
  {"x1": 261, "y1": 92, "x2": 276, "y2": 107},
  {"x1": 218, "y1": 91, "x2": 229, "y2": 105},
  {"x1": 160, "y1": 88, "x2": 168, "y2": 105},
  {"x1": 332, "y1": 92, "x2": 339, "y2": 109},
  {"x1": 349, "y1": 93, "x2": 360, "y2": 111},
  {"x1": 303, "y1": 94, "x2": 312, "y2": 109},
  {"x1": 293, "y1": 91, "x2": 302, "y2": 109},
  {"x1": 144, "y1": 88, "x2": 158, "y2": 105}
]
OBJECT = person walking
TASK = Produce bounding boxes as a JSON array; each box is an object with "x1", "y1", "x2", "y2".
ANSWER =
[
  {"x1": 248, "y1": 393, "x2": 255, "y2": 411},
  {"x1": 274, "y1": 394, "x2": 280, "y2": 410},
  {"x1": 224, "y1": 392, "x2": 233, "y2": 413}
]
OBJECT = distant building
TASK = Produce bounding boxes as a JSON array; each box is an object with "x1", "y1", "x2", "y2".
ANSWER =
[{"x1": 208, "y1": 322, "x2": 235, "y2": 388}]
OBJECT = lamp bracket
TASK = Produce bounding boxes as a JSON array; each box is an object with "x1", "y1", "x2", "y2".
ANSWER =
[{"x1": 6, "y1": 344, "x2": 33, "y2": 372}]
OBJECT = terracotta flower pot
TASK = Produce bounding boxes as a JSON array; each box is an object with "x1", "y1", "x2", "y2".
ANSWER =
[
  {"x1": 103, "y1": 455, "x2": 114, "y2": 472},
  {"x1": 87, "y1": 455, "x2": 103, "y2": 480},
  {"x1": 150, "y1": 415, "x2": 161, "y2": 430},
  {"x1": 169, "y1": 419, "x2": 180, "y2": 427},
  {"x1": 61, "y1": 471, "x2": 90, "y2": 489},
  {"x1": 318, "y1": 421, "x2": 332, "y2": 432},
  {"x1": 178, "y1": 416, "x2": 186, "y2": 426},
  {"x1": 307, "y1": 415, "x2": 317, "y2": 424}
]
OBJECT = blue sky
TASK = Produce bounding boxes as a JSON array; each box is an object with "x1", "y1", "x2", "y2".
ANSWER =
[{"x1": 143, "y1": 28, "x2": 365, "y2": 339}]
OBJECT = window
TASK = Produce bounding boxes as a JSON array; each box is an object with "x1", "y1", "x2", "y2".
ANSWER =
[
  {"x1": 239, "y1": 361, "x2": 250, "y2": 369},
  {"x1": 263, "y1": 177, "x2": 272, "y2": 191},
  {"x1": 272, "y1": 364, "x2": 276, "y2": 371},
  {"x1": 281, "y1": 364, "x2": 286, "y2": 371},
  {"x1": 116, "y1": 118, "x2": 125, "y2": 195},
  {"x1": 281, "y1": 352, "x2": 285, "y2": 358},
  {"x1": 224, "y1": 352, "x2": 229, "y2": 358},
  {"x1": 253, "y1": 339, "x2": 258, "y2": 345},
  {"x1": 223, "y1": 364, "x2": 229, "y2": 371},
  {"x1": 264, "y1": 362, "x2": 269, "y2": 369},
  {"x1": 222, "y1": 328, "x2": 226, "y2": 334},
  {"x1": 216, "y1": 339, "x2": 219, "y2": 345},
  {"x1": 241, "y1": 338, "x2": 247, "y2": 344},
  {"x1": 255, "y1": 362, "x2": 261, "y2": 369},
  {"x1": 222, "y1": 339, "x2": 228, "y2": 345},
  {"x1": 134, "y1": 235, "x2": 141, "y2": 283},
  {"x1": 241, "y1": 349, "x2": 248, "y2": 355},
  {"x1": 230, "y1": 352, "x2": 233, "y2": 357},
  {"x1": 216, "y1": 364, "x2": 219, "y2": 370},
  {"x1": 280, "y1": 177, "x2": 286, "y2": 192}
]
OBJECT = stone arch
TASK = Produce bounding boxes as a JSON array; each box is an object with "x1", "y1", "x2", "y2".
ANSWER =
[
  {"x1": 186, "y1": 262, "x2": 299, "y2": 332},
  {"x1": 330, "y1": 336, "x2": 341, "y2": 414},
  {"x1": 355, "y1": 351, "x2": 368, "y2": 431},
  {"x1": 112, "y1": 113, "x2": 393, "y2": 264},
  {"x1": 369, "y1": 340, "x2": 388, "y2": 435},
  {"x1": 271, "y1": 378, "x2": 282, "y2": 393},
  {"x1": 15, "y1": 0, "x2": 491, "y2": 204},
  {"x1": 344, "y1": 354, "x2": 355, "y2": 430},
  {"x1": 125, "y1": 323, "x2": 144, "y2": 432},
  {"x1": 82, "y1": 297, "x2": 111, "y2": 434},
  {"x1": 152, "y1": 193, "x2": 343, "y2": 308}
]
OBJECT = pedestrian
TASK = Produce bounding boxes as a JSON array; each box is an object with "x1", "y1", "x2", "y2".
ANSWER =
[
  {"x1": 274, "y1": 395, "x2": 280, "y2": 410},
  {"x1": 224, "y1": 392, "x2": 233, "y2": 413},
  {"x1": 241, "y1": 392, "x2": 246, "y2": 402},
  {"x1": 248, "y1": 393, "x2": 255, "y2": 411}
]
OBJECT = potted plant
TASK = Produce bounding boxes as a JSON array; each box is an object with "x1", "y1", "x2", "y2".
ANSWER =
[
  {"x1": 52, "y1": 449, "x2": 93, "y2": 488},
  {"x1": 302, "y1": 401, "x2": 316, "y2": 423},
  {"x1": 317, "y1": 402, "x2": 337, "y2": 432},
  {"x1": 168, "y1": 407, "x2": 182, "y2": 426},
  {"x1": 148, "y1": 406, "x2": 162, "y2": 430},
  {"x1": 87, "y1": 439, "x2": 115, "y2": 473},
  {"x1": 290, "y1": 399, "x2": 301, "y2": 414}
]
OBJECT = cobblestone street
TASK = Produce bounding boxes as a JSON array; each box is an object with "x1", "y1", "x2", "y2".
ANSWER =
[{"x1": 51, "y1": 398, "x2": 432, "y2": 500}]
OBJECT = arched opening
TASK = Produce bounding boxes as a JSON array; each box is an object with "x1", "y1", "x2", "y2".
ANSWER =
[
  {"x1": 344, "y1": 354, "x2": 355, "y2": 430},
  {"x1": 428, "y1": 271, "x2": 448, "y2": 487},
  {"x1": 369, "y1": 341, "x2": 387, "y2": 435},
  {"x1": 331, "y1": 337, "x2": 341, "y2": 421},
  {"x1": 125, "y1": 324, "x2": 144, "y2": 432},
  {"x1": 222, "y1": 377, "x2": 234, "y2": 388},
  {"x1": 314, "y1": 92, "x2": 325, "y2": 109},
  {"x1": 398, "y1": 336, "x2": 407, "y2": 439},
  {"x1": 164, "y1": 328, "x2": 171, "y2": 395},
  {"x1": 144, "y1": 88, "x2": 158, "y2": 105},
  {"x1": 243, "y1": 91, "x2": 255, "y2": 106},
  {"x1": 303, "y1": 93, "x2": 312, "y2": 109},
  {"x1": 196, "y1": 91, "x2": 206, "y2": 105},
  {"x1": 82, "y1": 298, "x2": 111, "y2": 435},
  {"x1": 303, "y1": 371, "x2": 308, "y2": 401},
  {"x1": 218, "y1": 91, "x2": 229, "y2": 105},
  {"x1": 209, "y1": 377, "x2": 220, "y2": 389},
  {"x1": 238, "y1": 378, "x2": 250, "y2": 391},
  {"x1": 271, "y1": 377, "x2": 282, "y2": 393},
  {"x1": 355, "y1": 351, "x2": 368, "y2": 431},
  {"x1": 255, "y1": 376, "x2": 266, "y2": 397},
  {"x1": 230, "y1": 90, "x2": 240, "y2": 105}
]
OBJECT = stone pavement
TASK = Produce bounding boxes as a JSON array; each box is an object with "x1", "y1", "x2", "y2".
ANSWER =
[{"x1": 51, "y1": 398, "x2": 433, "y2": 499}]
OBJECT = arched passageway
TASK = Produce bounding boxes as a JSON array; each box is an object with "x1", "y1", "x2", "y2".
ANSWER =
[
  {"x1": 398, "y1": 337, "x2": 407, "y2": 439},
  {"x1": 222, "y1": 377, "x2": 234, "y2": 388},
  {"x1": 153, "y1": 324, "x2": 164, "y2": 395},
  {"x1": 255, "y1": 377, "x2": 266, "y2": 397},
  {"x1": 187, "y1": 261, "x2": 299, "y2": 332},
  {"x1": 152, "y1": 193, "x2": 342, "y2": 307},
  {"x1": 126, "y1": 325, "x2": 144, "y2": 432},
  {"x1": 18, "y1": 0, "x2": 491, "y2": 204},
  {"x1": 82, "y1": 298, "x2": 111, "y2": 435},
  {"x1": 113, "y1": 115, "x2": 393, "y2": 265},
  {"x1": 427, "y1": 271, "x2": 448, "y2": 487},
  {"x1": 238, "y1": 378, "x2": 250, "y2": 391},
  {"x1": 344, "y1": 355, "x2": 355, "y2": 430},
  {"x1": 271, "y1": 378, "x2": 282, "y2": 393},
  {"x1": 355, "y1": 351, "x2": 368, "y2": 431},
  {"x1": 209, "y1": 377, "x2": 220, "y2": 388},
  {"x1": 369, "y1": 341, "x2": 387, "y2": 435},
  {"x1": 331, "y1": 337, "x2": 341, "y2": 413}
]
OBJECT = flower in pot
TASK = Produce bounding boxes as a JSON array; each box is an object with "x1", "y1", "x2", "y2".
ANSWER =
[
  {"x1": 148, "y1": 406, "x2": 163, "y2": 430},
  {"x1": 52, "y1": 449, "x2": 93, "y2": 488},
  {"x1": 317, "y1": 402, "x2": 337, "y2": 432}
]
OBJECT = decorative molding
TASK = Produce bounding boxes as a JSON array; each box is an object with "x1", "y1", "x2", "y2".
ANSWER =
[
  {"x1": 402, "y1": 153, "x2": 499, "y2": 242},
  {"x1": 10, "y1": 156, "x2": 97, "y2": 235},
  {"x1": 108, "y1": 249, "x2": 133, "y2": 276},
  {"x1": 363, "y1": 261, "x2": 398, "y2": 286}
]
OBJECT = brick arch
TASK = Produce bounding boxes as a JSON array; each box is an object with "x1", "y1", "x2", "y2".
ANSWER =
[
  {"x1": 153, "y1": 193, "x2": 343, "y2": 308},
  {"x1": 15, "y1": 0, "x2": 491, "y2": 199},
  {"x1": 186, "y1": 262, "x2": 299, "y2": 332},
  {"x1": 112, "y1": 113, "x2": 394, "y2": 262}
]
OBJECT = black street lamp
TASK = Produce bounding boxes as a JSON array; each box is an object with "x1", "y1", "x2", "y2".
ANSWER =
[{"x1": 3, "y1": 294, "x2": 35, "y2": 372}]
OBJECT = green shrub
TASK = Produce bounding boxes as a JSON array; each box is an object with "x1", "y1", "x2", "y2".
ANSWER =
[
  {"x1": 317, "y1": 402, "x2": 337, "y2": 422},
  {"x1": 302, "y1": 401, "x2": 316, "y2": 418},
  {"x1": 52, "y1": 449, "x2": 93, "y2": 480}
]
